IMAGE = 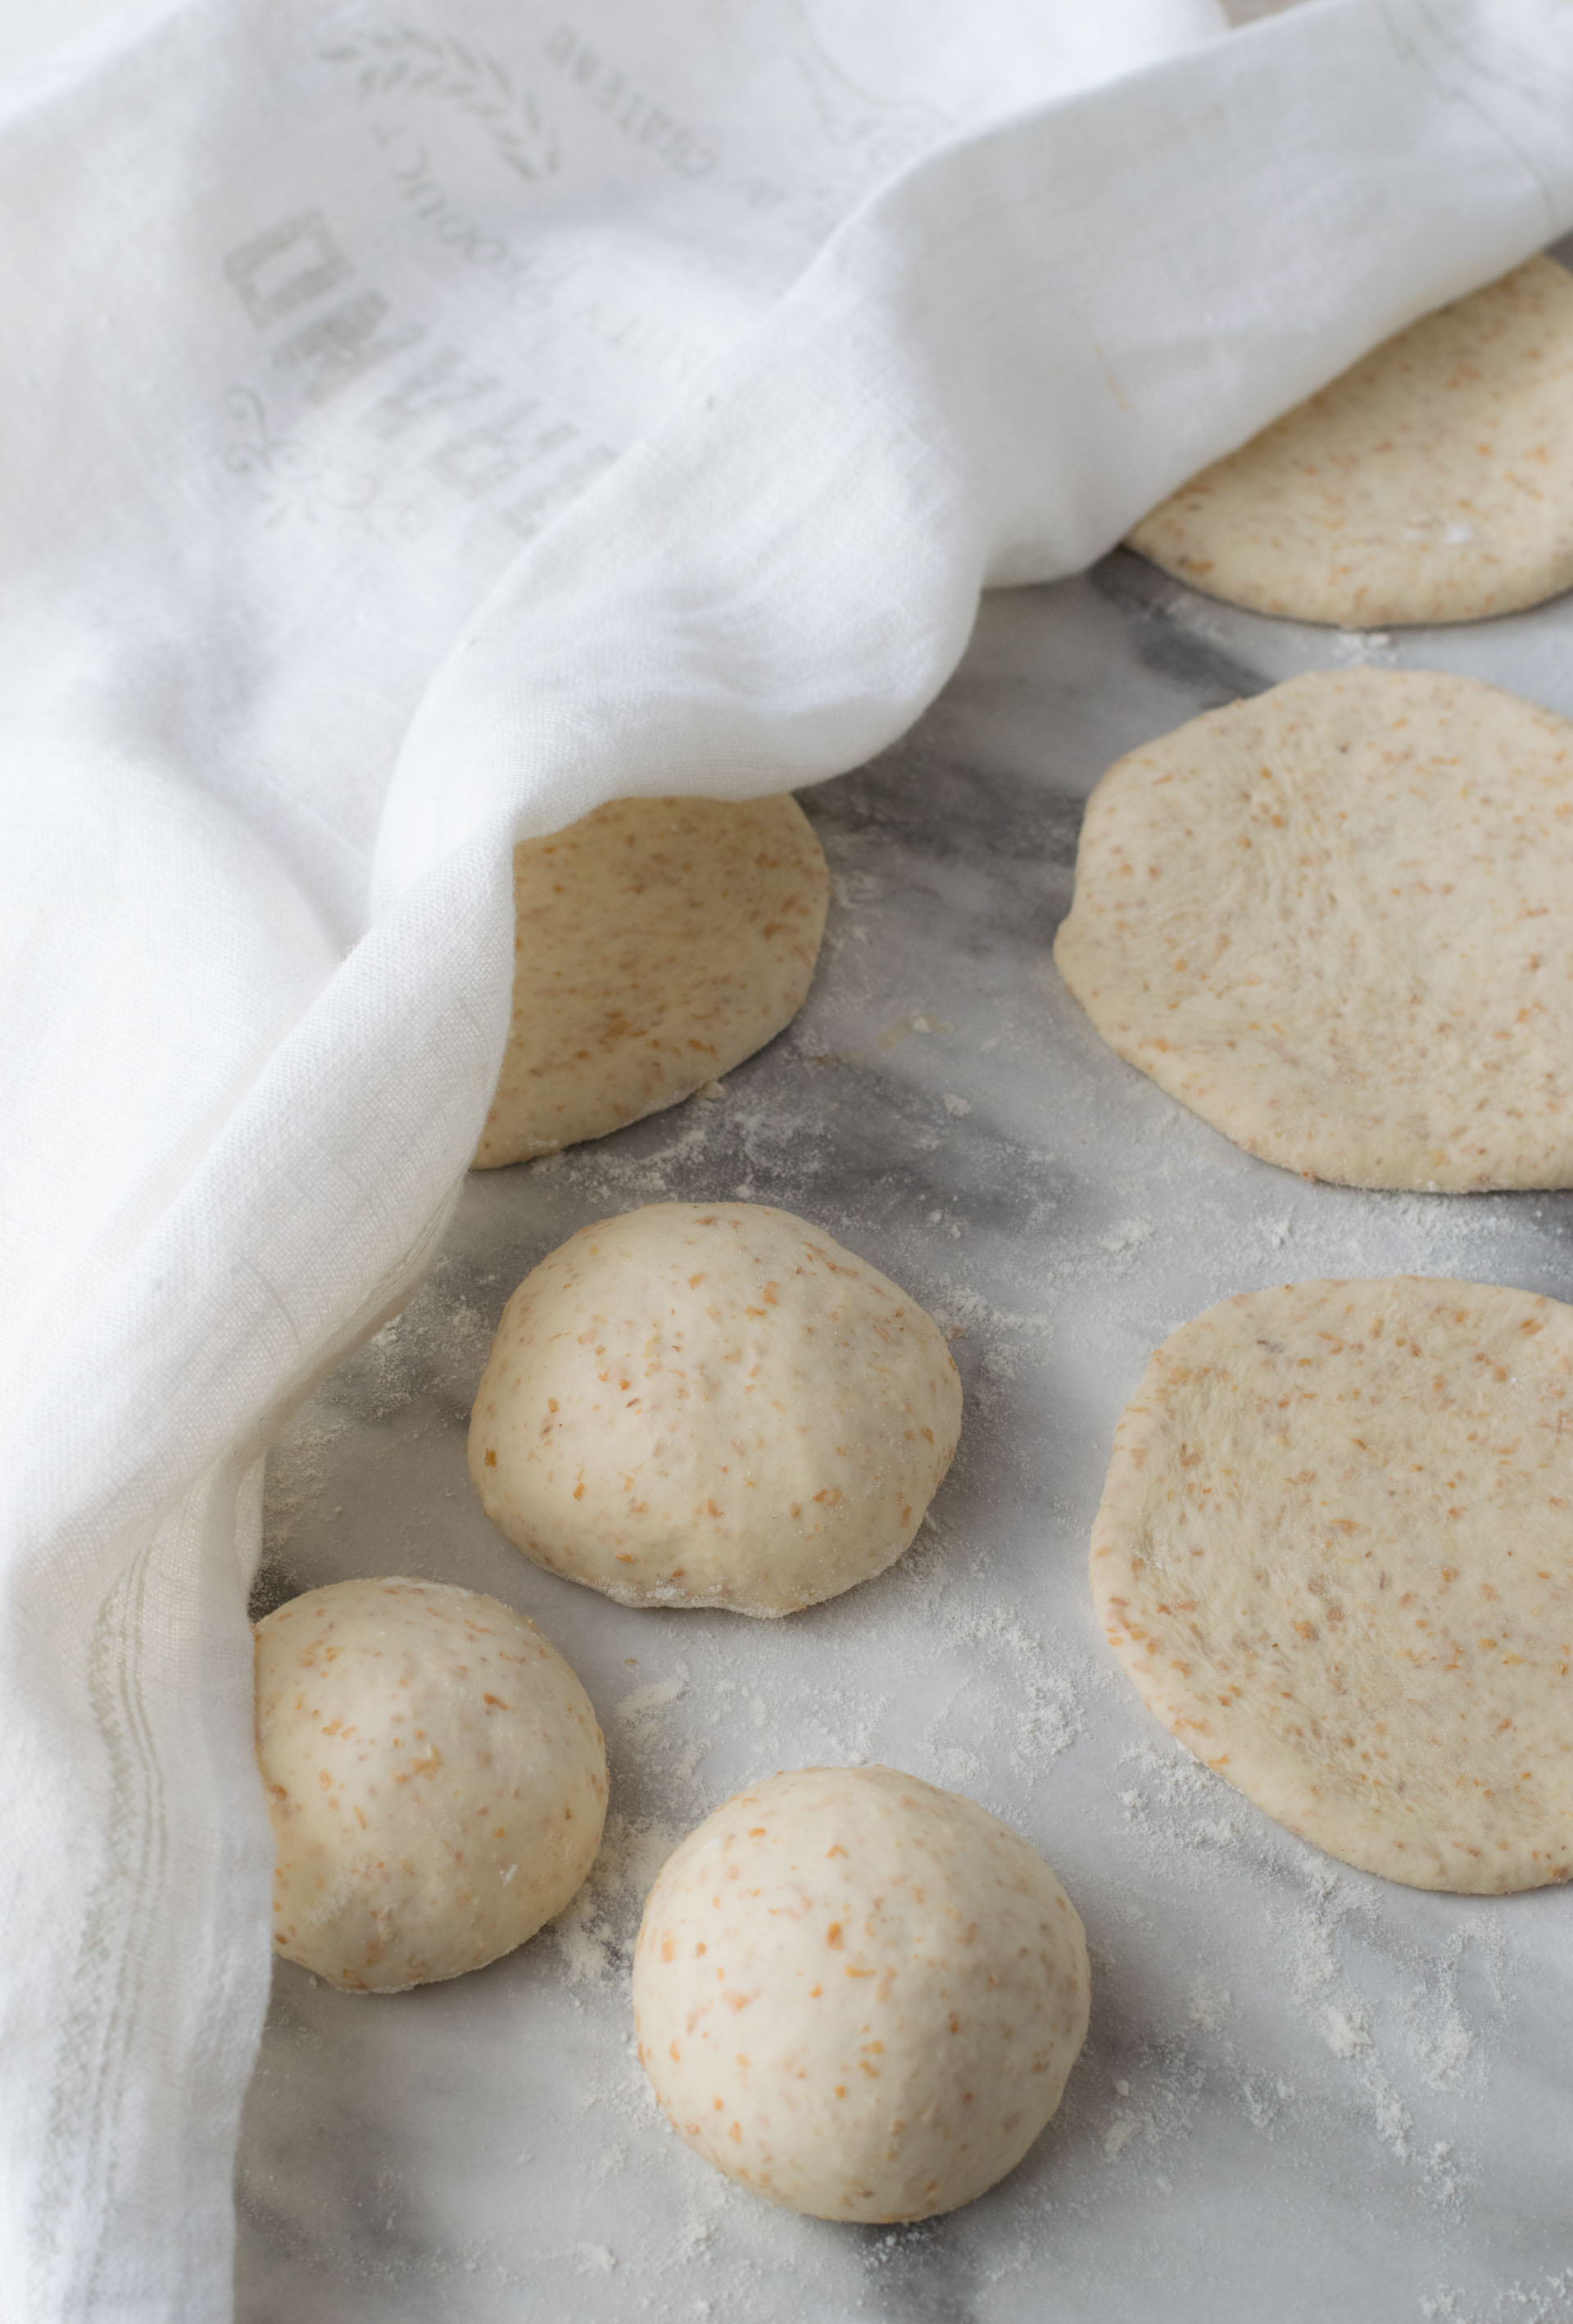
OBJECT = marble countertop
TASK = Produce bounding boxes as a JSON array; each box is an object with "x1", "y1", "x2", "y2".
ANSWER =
[{"x1": 239, "y1": 478, "x2": 1573, "y2": 2321}]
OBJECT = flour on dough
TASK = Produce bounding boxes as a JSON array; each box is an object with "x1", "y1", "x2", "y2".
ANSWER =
[
  {"x1": 632, "y1": 1765, "x2": 1089, "y2": 2219},
  {"x1": 1126, "y1": 255, "x2": 1573, "y2": 627},
  {"x1": 467, "y1": 1202, "x2": 961, "y2": 1615},
  {"x1": 1091, "y1": 1277, "x2": 1573, "y2": 1893},
  {"x1": 474, "y1": 793, "x2": 829, "y2": 1168},
  {"x1": 1054, "y1": 668, "x2": 1573, "y2": 1192},
  {"x1": 254, "y1": 1577, "x2": 607, "y2": 1990}
]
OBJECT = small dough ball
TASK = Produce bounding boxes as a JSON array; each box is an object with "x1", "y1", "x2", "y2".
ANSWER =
[
  {"x1": 254, "y1": 1578, "x2": 607, "y2": 1991},
  {"x1": 474, "y1": 793, "x2": 829, "y2": 1169},
  {"x1": 632, "y1": 1765, "x2": 1090, "y2": 2222},
  {"x1": 467, "y1": 1203, "x2": 962, "y2": 1615},
  {"x1": 1126, "y1": 256, "x2": 1573, "y2": 627}
]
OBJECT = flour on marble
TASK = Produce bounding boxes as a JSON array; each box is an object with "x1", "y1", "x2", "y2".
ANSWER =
[
  {"x1": 1422, "y1": 2273, "x2": 1573, "y2": 2324},
  {"x1": 548, "y1": 1810, "x2": 686, "y2": 1991}
]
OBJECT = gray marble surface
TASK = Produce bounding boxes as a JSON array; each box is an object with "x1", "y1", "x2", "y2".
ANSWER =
[{"x1": 238, "y1": 529, "x2": 1573, "y2": 2322}]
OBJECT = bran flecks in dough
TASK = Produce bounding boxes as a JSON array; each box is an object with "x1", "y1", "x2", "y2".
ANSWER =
[
  {"x1": 467, "y1": 1203, "x2": 961, "y2": 1615},
  {"x1": 1090, "y1": 1277, "x2": 1573, "y2": 1893},
  {"x1": 1126, "y1": 255, "x2": 1573, "y2": 627},
  {"x1": 1053, "y1": 668, "x2": 1573, "y2": 1191},
  {"x1": 632, "y1": 1765, "x2": 1090, "y2": 2220},
  {"x1": 254, "y1": 1578, "x2": 607, "y2": 1991},
  {"x1": 474, "y1": 793, "x2": 829, "y2": 1168}
]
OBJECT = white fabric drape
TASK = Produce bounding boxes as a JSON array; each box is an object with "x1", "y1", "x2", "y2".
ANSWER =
[{"x1": 2, "y1": 0, "x2": 1571, "y2": 2312}]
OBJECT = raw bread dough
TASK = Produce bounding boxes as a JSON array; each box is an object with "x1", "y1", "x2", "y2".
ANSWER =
[
  {"x1": 474, "y1": 793, "x2": 829, "y2": 1168},
  {"x1": 254, "y1": 1577, "x2": 607, "y2": 1991},
  {"x1": 1053, "y1": 668, "x2": 1573, "y2": 1192},
  {"x1": 467, "y1": 1202, "x2": 961, "y2": 1615},
  {"x1": 632, "y1": 1764, "x2": 1089, "y2": 2220},
  {"x1": 1090, "y1": 1277, "x2": 1573, "y2": 1893},
  {"x1": 1126, "y1": 256, "x2": 1573, "y2": 627}
]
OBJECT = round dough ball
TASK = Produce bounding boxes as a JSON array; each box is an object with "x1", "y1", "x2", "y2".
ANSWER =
[
  {"x1": 254, "y1": 1577, "x2": 607, "y2": 1991},
  {"x1": 1053, "y1": 668, "x2": 1573, "y2": 1191},
  {"x1": 468, "y1": 1203, "x2": 962, "y2": 1615},
  {"x1": 1091, "y1": 1278, "x2": 1573, "y2": 1893},
  {"x1": 1126, "y1": 256, "x2": 1573, "y2": 627},
  {"x1": 474, "y1": 793, "x2": 829, "y2": 1169},
  {"x1": 632, "y1": 1765, "x2": 1090, "y2": 2220}
]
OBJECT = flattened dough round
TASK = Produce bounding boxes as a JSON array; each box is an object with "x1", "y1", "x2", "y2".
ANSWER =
[
  {"x1": 467, "y1": 1203, "x2": 961, "y2": 1615},
  {"x1": 254, "y1": 1578, "x2": 607, "y2": 1990},
  {"x1": 475, "y1": 793, "x2": 829, "y2": 1168},
  {"x1": 1053, "y1": 668, "x2": 1573, "y2": 1191},
  {"x1": 632, "y1": 1765, "x2": 1090, "y2": 2219},
  {"x1": 1126, "y1": 256, "x2": 1573, "y2": 627},
  {"x1": 1091, "y1": 1278, "x2": 1573, "y2": 1892}
]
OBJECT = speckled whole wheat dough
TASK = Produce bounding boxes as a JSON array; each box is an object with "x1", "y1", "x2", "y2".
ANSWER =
[
  {"x1": 1126, "y1": 255, "x2": 1573, "y2": 627},
  {"x1": 1091, "y1": 1277, "x2": 1573, "y2": 1893},
  {"x1": 474, "y1": 793, "x2": 829, "y2": 1168},
  {"x1": 254, "y1": 1578, "x2": 607, "y2": 1991},
  {"x1": 1053, "y1": 668, "x2": 1573, "y2": 1192},
  {"x1": 467, "y1": 1203, "x2": 962, "y2": 1615},
  {"x1": 632, "y1": 1765, "x2": 1090, "y2": 2220}
]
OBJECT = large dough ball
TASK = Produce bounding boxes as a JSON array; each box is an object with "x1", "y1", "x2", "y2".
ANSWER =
[
  {"x1": 1092, "y1": 1277, "x2": 1573, "y2": 1891},
  {"x1": 1126, "y1": 256, "x2": 1573, "y2": 627},
  {"x1": 1054, "y1": 668, "x2": 1573, "y2": 1191},
  {"x1": 254, "y1": 1578, "x2": 607, "y2": 1991},
  {"x1": 632, "y1": 1765, "x2": 1090, "y2": 2221},
  {"x1": 467, "y1": 1203, "x2": 962, "y2": 1616},
  {"x1": 474, "y1": 793, "x2": 829, "y2": 1168}
]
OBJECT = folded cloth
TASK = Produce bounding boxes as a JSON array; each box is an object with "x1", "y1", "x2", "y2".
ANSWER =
[{"x1": 2, "y1": 0, "x2": 1571, "y2": 2313}]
